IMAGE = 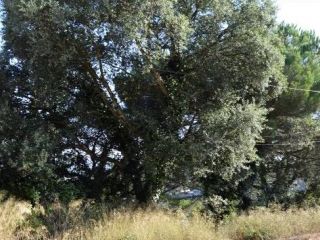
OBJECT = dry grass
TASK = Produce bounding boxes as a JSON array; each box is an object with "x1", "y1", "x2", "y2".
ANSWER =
[
  {"x1": 220, "y1": 207, "x2": 320, "y2": 240},
  {"x1": 80, "y1": 209, "x2": 221, "y2": 240},
  {"x1": 2, "y1": 198, "x2": 320, "y2": 240},
  {"x1": 0, "y1": 197, "x2": 32, "y2": 240}
]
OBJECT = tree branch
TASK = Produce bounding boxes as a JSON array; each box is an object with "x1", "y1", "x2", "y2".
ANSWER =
[{"x1": 135, "y1": 39, "x2": 169, "y2": 96}]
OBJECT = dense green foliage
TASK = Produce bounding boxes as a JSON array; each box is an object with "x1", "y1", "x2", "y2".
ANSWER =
[
  {"x1": 254, "y1": 25, "x2": 320, "y2": 207},
  {"x1": 0, "y1": 0, "x2": 319, "y2": 213},
  {"x1": 197, "y1": 25, "x2": 320, "y2": 210}
]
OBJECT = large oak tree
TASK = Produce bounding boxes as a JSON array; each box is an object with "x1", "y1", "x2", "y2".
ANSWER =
[{"x1": 0, "y1": 0, "x2": 284, "y2": 204}]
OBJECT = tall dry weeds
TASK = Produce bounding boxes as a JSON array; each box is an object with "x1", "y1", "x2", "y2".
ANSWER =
[
  {"x1": 0, "y1": 197, "x2": 32, "y2": 240},
  {"x1": 2, "y1": 198, "x2": 320, "y2": 240}
]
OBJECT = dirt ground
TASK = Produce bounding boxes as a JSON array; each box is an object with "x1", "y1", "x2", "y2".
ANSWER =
[{"x1": 286, "y1": 233, "x2": 320, "y2": 240}]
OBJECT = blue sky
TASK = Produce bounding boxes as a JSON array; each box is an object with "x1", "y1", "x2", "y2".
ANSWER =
[{"x1": 277, "y1": 0, "x2": 320, "y2": 36}]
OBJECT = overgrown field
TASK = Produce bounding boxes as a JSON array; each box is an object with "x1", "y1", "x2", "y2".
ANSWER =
[{"x1": 2, "y1": 198, "x2": 320, "y2": 240}]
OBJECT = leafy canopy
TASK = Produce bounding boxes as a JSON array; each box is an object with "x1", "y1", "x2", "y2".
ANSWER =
[{"x1": 0, "y1": 0, "x2": 284, "y2": 204}]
